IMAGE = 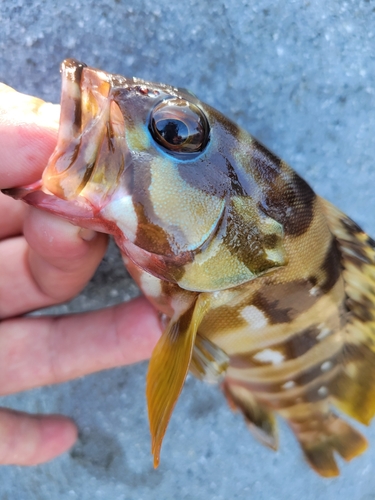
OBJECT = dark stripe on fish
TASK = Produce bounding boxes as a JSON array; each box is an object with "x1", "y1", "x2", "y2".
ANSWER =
[
  {"x1": 61, "y1": 59, "x2": 86, "y2": 131},
  {"x1": 248, "y1": 279, "x2": 319, "y2": 325},
  {"x1": 223, "y1": 203, "x2": 284, "y2": 274},
  {"x1": 250, "y1": 139, "x2": 283, "y2": 184},
  {"x1": 262, "y1": 172, "x2": 316, "y2": 237},
  {"x1": 230, "y1": 325, "x2": 326, "y2": 369},
  {"x1": 227, "y1": 362, "x2": 339, "y2": 409},
  {"x1": 319, "y1": 238, "x2": 342, "y2": 293}
]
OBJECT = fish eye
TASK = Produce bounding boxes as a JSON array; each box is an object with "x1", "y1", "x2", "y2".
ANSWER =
[{"x1": 149, "y1": 98, "x2": 209, "y2": 155}]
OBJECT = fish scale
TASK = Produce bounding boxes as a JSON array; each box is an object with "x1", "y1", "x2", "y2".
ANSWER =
[{"x1": 4, "y1": 58, "x2": 375, "y2": 477}]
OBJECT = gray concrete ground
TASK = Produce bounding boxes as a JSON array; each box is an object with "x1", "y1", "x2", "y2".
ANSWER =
[{"x1": 1, "y1": 0, "x2": 375, "y2": 498}]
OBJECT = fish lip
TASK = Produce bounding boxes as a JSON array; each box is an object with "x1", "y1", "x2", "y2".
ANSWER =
[
  {"x1": 1, "y1": 180, "x2": 44, "y2": 200},
  {"x1": 41, "y1": 58, "x2": 118, "y2": 202},
  {"x1": 61, "y1": 58, "x2": 87, "y2": 79},
  {"x1": 41, "y1": 58, "x2": 88, "y2": 193},
  {"x1": 1, "y1": 183, "x2": 99, "y2": 230},
  {"x1": 4, "y1": 59, "x2": 128, "y2": 229},
  {"x1": 1, "y1": 60, "x2": 88, "y2": 202}
]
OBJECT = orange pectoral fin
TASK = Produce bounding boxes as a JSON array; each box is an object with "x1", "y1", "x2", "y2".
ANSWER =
[{"x1": 146, "y1": 294, "x2": 209, "y2": 468}]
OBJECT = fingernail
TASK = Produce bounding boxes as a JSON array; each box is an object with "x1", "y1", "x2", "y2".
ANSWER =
[{"x1": 79, "y1": 228, "x2": 97, "y2": 241}]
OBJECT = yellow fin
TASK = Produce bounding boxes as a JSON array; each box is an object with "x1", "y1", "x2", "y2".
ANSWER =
[
  {"x1": 190, "y1": 333, "x2": 229, "y2": 383},
  {"x1": 222, "y1": 381, "x2": 278, "y2": 450},
  {"x1": 294, "y1": 412, "x2": 368, "y2": 478},
  {"x1": 329, "y1": 343, "x2": 375, "y2": 425},
  {"x1": 146, "y1": 294, "x2": 210, "y2": 467},
  {"x1": 321, "y1": 198, "x2": 375, "y2": 425}
]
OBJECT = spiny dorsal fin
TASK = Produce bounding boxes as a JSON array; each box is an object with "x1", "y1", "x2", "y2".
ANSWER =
[
  {"x1": 146, "y1": 293, "x2": 210, "y2": 467},
  {"x1": 321, "y1": 198, "x2": 375, "y2": 424},
  {"x1": 190, "y1": 333, "x2": 229, "y2": 383}
]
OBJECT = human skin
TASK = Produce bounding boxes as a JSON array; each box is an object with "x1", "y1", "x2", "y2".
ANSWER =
[{"x1": 0, "y1": 83, "x2": 161, "y2": 465}]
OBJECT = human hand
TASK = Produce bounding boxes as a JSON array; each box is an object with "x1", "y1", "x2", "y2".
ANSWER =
[{"x1": 0, "y1": 84, "x2": 161, "y2": 465}]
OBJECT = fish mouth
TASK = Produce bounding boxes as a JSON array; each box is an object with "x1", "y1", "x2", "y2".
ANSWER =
[
  {"x1": 42, "y1": 58, "x2": 127, "y2": 204},
  {"x1": 5, "y1": 59, "x2": 127, "y2": 211}
]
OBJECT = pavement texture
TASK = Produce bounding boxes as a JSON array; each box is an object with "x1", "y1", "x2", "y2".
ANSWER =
[{"x1": 1, "y1": 0, "x2": 375, "y2": 499}]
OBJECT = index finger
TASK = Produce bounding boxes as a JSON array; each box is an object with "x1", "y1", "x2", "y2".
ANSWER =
[
  {"x1": 0, "y1": 297, "x2": 161, "y2": 395},
  {"x1": 0, "y1": 84, "x2": 60, "y2": 189}
]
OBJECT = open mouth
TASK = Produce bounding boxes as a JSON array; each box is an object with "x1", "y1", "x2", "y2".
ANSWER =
[
  {"x1": 4, "y1": 60, "x2": 127, "y2": 212},
  {"x1": 42, "y1": 59, "x2": 116, "y2": 200}
]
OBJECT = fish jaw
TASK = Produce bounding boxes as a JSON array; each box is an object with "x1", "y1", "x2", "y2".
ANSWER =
[
  {"x1": 2, "y1": 180, "x2": 116, "y2": 233},
  {"x1": 3, "y1": 59, "x2": 132, "y2": 234},
  {"x1": 41, "y1": 59, "x2": 129, "y2": 206},
  {"x1": 5, "y1": 58, "x2": 129, "y2": 210}
]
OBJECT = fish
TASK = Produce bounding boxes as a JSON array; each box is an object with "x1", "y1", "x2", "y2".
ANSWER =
[{"x1": 3, "y1": 58, "x2": 375, "y2": 477}]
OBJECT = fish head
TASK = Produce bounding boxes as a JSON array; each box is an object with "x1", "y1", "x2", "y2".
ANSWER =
[{"x1": 4, "y1": 59, "x2": 287, "y2": 291}]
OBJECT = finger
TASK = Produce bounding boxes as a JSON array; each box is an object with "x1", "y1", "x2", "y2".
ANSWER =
[
  {"x1": 0, "y1": 84, "x2": 59, "y2": 189},
  {"x1": 0, "y1": 409, "x2": 77, "y2": 465},
  {"x1": 0, "y1": 210, "x2": 108, "y2": 318},
  {"x1": 0, "y1": 297, "x2": 161, "y2": 395},
  {"x1": 0, "y1": 192, "x2": 26, "y2": 239},
  {"x1": 25, "y1": 207, "x2": 109, "y2": 304}
]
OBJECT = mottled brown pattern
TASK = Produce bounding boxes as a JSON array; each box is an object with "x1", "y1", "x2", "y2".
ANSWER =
[
  {"x1": 226, "y1": 159, "x2": 248, "y2": 197},
  {"x1": 293, "y1": 359, "x2": 335, "y2": 387},
  {"x1": 346, "y1": 297, "x2": 374, "y2": 322},
  {"x1": 177, "y1": 151, "x2": 230, "y2": 197},
  {"x1": 223, "y1": 202, "x2": 283, "y2": 274},
  {"x1": 250, "y1": 279, "x2": 320, "y2": 324},
  {"x1": 261, "y1": 171, "x2": 316, "y2": 237},
  {"x1": 199, "y1": 304, "x2": 248, "y2": 335},
  {"x1": 339, "y1": 238, "x2": 373, "y2": 265},
  {"x1": 263, "y1": 233, "x2": 280, "y2": 249},
  {"x1": 279, "y1": 325, "x2": 322, "y2": 358},
  {"x1": 249, "y1": 139, "x2": 283, "y2": 185},
  {"x1": 226, "y1": 364, "x2": 339, "y2": 409},
  {"x1": 222, "y1": 381, "x2": 277, "y2": 448},
  {"x1": 344, "y1": 252, "x2": 370, "y2": 268},
  {"x1": 134, "y1": 202, "x2": 173, "y2": 256},
  {"x1": 319, "y1": 238, "x2": 342, "y2": 293},
  {"x1": 250, "y1": 291, "x2": 292, "y2": 324},
  {"x1": 341, "y1": 216, "x2": 366, "y2": 237}
]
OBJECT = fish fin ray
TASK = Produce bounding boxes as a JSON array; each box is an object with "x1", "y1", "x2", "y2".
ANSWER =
[
  {"x1": 321, "y1": 198, "x2": 375, "y2": 424},
  {"x1": 146, "y1": 294, "x2": 209, "y2": 467},
  {"x1": 289, "y1": 407, "x2": 367, "y2": 477},
  {"x1": 302, "y1": 447, "x2": 339, "y2": 478},
  {"x1": 222, "y1": 381, "x2": 278, "y2": 450},
  {"x1": 329, "y1": 343, "x2": 375, "y2": 424},
  {"x1": 190, "y1": 333, "x2": 229, "y2": 383}
]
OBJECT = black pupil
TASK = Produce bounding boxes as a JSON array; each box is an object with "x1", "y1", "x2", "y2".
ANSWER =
[
  {"x1": 149, "y1": 98, "x2": 209, "y2": 155},
  {"x1": 155, "y1": 119, "x2": 188, "y2": 145}
]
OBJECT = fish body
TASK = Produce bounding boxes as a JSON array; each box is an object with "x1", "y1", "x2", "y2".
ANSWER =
[{"x1": 5, "y1": 59, "x2": 375, "y2": 477}]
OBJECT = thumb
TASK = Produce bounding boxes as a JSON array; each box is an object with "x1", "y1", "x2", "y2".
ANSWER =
[{"x1": 0, "y1": 83, "x2": 60, "y2": 189}]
